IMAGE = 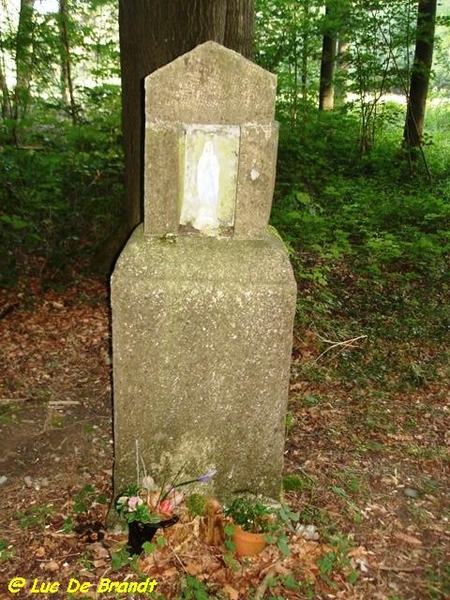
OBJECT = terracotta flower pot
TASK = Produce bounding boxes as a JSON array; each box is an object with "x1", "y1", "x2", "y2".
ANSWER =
[
  {"x1": 127, "y1": 516, "x2": 178, "y2": 555},
  {"x1": 232, "y1": 525, "x2": 266, "y2": 557}
]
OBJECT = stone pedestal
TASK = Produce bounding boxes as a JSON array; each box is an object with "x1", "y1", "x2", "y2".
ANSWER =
[{"x1": 112, "y1": 227, "x2": 296, "y2": 499}]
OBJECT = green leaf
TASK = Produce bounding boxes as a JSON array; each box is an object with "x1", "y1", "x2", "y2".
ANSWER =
[
  {"x1": 348, "y1": 570, "x2": 360, "y2": 584},
  {"x1": 142, "y1": 541, "x2": 155, "y2": 554},
  {"x1": 277, "y1": 534, "x2": 291, "y2": 556},
  {"x1": 331, "y1": 486, "x2": 347, "y2": 498},
  {"x1": 0, "y1": 215, "x2": 30, "y2": 230},
  {"x1": 110, "y1": 548, "x2": 130, "y2": 570}
]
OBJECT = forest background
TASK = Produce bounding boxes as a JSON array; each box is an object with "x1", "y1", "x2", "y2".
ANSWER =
[{"x1": 1, "y1": 0, "x2": 449, "y2": 297}]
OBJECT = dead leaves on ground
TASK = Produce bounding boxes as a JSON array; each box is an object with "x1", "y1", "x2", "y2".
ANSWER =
[
  {"x1": 126, "y1": 511, "x2": 374, "y2": 599},
  {"x1": 1, "y1": 279, "x2": 449, "y2": 599}
]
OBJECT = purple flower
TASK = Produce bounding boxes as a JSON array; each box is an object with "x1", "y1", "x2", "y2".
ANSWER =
[{"x1": 197, "y1": 469, "x2": 217, "y2": 483}]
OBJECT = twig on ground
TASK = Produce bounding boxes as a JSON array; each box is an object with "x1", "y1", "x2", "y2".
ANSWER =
[
  {"x1": 314, "y1": 333, "x2": 368, "y2": 363},
  {"x1": 0, "y1": 398, "x2": 29, "y2": 404},
  {"x1": 379, "y1": 564, "x2": 422, "y2": 573}
]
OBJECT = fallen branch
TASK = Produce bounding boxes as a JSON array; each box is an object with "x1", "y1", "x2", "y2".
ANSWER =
[
  {"x1": 314, "y1": 334, "x2": 368, "y2": 363},
  {"x1": 379, "y1": 564, "x2": 422, "y2": 573},
  {"x1": 48, "y1": 400, "x2": 81, "y2": 407},
  {"x1": 0, "y1": 398, "x2": 29, "y2": 405}
]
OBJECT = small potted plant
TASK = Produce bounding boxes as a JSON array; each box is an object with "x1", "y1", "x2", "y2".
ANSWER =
[
  {"x1": 115, "y1": 468, "x2": 216, "y2": 555},
  {"x1": 223, "y1": 497, "x2": 276, "y2": 557}
]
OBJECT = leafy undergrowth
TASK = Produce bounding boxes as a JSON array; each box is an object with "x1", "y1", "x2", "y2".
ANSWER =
[{"x1": 0, "y1": 275, "x2": 449, "y2": 599}]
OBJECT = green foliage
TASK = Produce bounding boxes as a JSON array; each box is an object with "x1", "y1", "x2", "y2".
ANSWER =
[
  {"x1": 179, "y1": 575, "x2": 210, "y2": 600},
  {"x1": 72, "y1": 483, "x2": 107, "y2": 514},
  {"x1": 14, "y1": 504, "x2": 54, "y2": 529},
  {"x1": 110, "y1": 547, "x2": 131, "y2": 570},
  {"x1": 142, "y1": 535, "x2": 165, "y2": 555},
  {"x1": 61, "y1": 517, "x2": 74, "y2": 533},
  {"x1": 283, "y1": 473, "x2": 315, "y2": 492},
  {"x1": 0, "y1": 540, "x2": 13, "y2": 562},
  {"x1": 317, "y1": 534, "x2": 359, "y2": 588},
  {"x1": 186, "y1": 493, "x2": 207, "y2": 518},
  {"x1": 284, "y1": 412, "x2": 296, "y2": 438},
  {"x1": 271, "y1": 106, "x2": 450, "y2": 303},
  {"x1": 0, "y1": 87, "x2": 123, "y2": 285},
  {"x1": 222, "y1": 523, "x2": 240, "y2": 571},
  {"x1": 255, "y1": 0, "x2": 322, "y2": 117},
  {"x1": 223, "y1": 497, "x2": 274, "y2": 533},
  {"x1": 426, "y1": 562, "x2": 450, "y2": 599},
  {"x1": 0, "y1": 0, "x2": 123, "y2": 286}
]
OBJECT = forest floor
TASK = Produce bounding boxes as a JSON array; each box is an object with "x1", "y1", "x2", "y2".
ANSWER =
[{"x1": 0, "y1": 276, "x2": 448, "y2": 600}]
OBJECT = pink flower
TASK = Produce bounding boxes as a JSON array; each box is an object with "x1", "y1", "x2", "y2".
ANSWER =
[
  {"x1": 158, "y1": 499, "x2": 174, "y2": 514},
  {"x1": 127, "y1": 496, "x2": 143, "y2": 511}
]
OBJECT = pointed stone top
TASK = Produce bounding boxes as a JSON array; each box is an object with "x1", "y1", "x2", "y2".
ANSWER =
[{"x1": 145, "y1": 41, "x2": 277, "y2": 124}]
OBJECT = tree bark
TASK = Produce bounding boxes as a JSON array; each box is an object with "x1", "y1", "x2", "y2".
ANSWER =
[
  {"x1": 9, "y1": 0, "x2": 35, "y2": 144},
  {"x1": 14, "y1": 0, "x2": 35, "y2": 122},
  {"x1": 58, "y1": 0, "x2": 77, "y2": 125},
  {"x1": 403, "y1": 0, "x2": 437, "y2": 148},
  {"x1": 334, "y1": 37, "x2": 349, "y2": 107},
  {"x1": 300, "y1": 0, "x2": 310, "y2": 104},
  {"x1": 108, "y1": 0, "x2": 254, "y2": 270},
  {"x1": 0, "y1": 56, "x2": 12, "y2": 120},
  {"x1": 319, "y1": 4, "x2": 337, "y2": 111}
]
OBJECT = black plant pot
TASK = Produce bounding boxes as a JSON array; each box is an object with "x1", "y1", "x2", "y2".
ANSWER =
[{"x1": 127, "y1": 516, "x2": 179, "y2": 555}]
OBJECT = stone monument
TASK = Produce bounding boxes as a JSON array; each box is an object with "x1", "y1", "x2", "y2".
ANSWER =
[{"x1": 111, "y1": 41, "x2": 296, "y2": 501}]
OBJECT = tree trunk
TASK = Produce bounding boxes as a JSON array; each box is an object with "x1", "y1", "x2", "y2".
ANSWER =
[
  {"x1": 403, "y1": 0, "x2": 437, "y2": 148},
  {"x1": 11, "y1": 0, "x2": 35, "y2": 144},
  {"x1": 300, "y1": 0, "x2": 310, "y2": 104},
  {"x1": 58, "y1": 0, "x2": 78, "y2": 125},
  {"x1": 328, "y1": 0, "x2": 350, "y2": 108},
  {"x1": 14, "y1": 0, "x2": 35, "y2": 121},
  {"x1": 0, "y1": 56, "x2": 12, "y2": 120},
  {"x1": 107, "y1": 0, "x2": 254, "y2": 271},
  {"x1": 319, "y1": 4, "x2": 337, "y2": 111},
  {"x1": 334, "y1": 37, "x2": 349, "y2": 107}
]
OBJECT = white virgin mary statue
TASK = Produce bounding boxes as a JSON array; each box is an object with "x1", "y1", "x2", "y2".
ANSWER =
[{"x1": 191, "y1": 141, "x2": 220, "y2": 232}]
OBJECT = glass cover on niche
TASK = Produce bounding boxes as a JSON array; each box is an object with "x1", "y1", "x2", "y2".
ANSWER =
[{"x1": 179, "y1": 125, "x2": 239, "y2": 236}]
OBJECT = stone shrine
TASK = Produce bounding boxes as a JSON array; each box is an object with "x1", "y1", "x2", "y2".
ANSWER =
[{"x1": 111, "y1": 42, "x2": 296, "y2": 501}]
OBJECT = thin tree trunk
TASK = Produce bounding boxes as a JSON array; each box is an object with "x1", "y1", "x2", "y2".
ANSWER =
[
  {"x1": 319, "y1": 4, "x2": 336, "y2": 111},
  {"x1": 334, "y1": 37, "x2": 349, "y2": 107},
  {"x1": 14, "y1": 0, "x2": 35, "y2": 121},
  {"x1": 58, "y1": 0, "x2": 77, "y2": 125},
  {"x1": 11, "y1": 0, "x2": 35, "y2": 144},
  {"x1": 0, "y1": 55, "x2": 12, "y2": 119},
  {"x1": 403, "y1": 0, "x2": 437, "y2": 148},
  {"x1": 300, "y1": 0, "x2": 310, "y2": 103}
]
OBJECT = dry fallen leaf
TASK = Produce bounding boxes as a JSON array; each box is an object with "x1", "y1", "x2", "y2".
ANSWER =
[
  {"x1": 222, "y1": 583, "x2": 239, "y2": 600},
  {"x1": 394, "y1": 532, "x2": 422, "y2": 546}
]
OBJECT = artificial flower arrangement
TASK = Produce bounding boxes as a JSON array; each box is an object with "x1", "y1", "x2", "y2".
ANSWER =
[{"x1": 115, "y1": 468, "x2": 217, "y2": 525}]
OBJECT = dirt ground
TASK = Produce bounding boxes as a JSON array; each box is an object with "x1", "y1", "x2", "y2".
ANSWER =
[{"x1": 0, "y1": 279, "x2": 448, "y2": 599}]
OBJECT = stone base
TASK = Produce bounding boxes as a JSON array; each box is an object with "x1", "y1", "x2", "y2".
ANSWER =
[{"x1": 110, "y1": 226, "x2": 296, "y2": 503}]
